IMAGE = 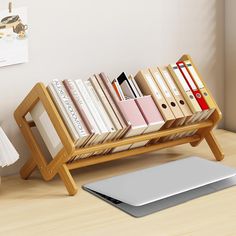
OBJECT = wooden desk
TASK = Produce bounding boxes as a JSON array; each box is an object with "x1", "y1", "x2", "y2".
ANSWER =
[{"x1": 0, "y1": 129, "x2": 236, "y2": 236}]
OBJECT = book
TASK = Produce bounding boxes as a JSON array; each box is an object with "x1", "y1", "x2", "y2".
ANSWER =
[
  {"x1": 98, "y1": 73, "x2": 129, "y2": 140},
  {"x1": 63, "y1": 79, "x2": 96, "y2": 134},
  {"x1": 95, "y1": 74, "x2": 128, "y2": 151},
  {"x1": 117, "y1": 73, "x2": 165, "y2": 144},
  {"x1": 117, "y1": 72, "x2": 137, "y2": 99},
  {"x1": 99, "y1": 72, "x2": 152, "y2": 151},
  {"x1": 50, "y1": 79, "x2": 90, "y2": 145},
  {"x1": 84, "y1": 80, "x2": 116, "y2": 134},
  {"x1": 63, "y1": 79, "x2": 103, "y2": 158},
  {"x1": 74, "y1": 79, "x2": 110, "y2": 156},
  {"x1": 128, "y1": 75, "x2": 143, "y2": 97},
  {"x1": 90, "y1": 75, "x2": 123, "y2": 140},
  {"x1": 112, "y1": 80, "x2": 125, "y2": 100},
  {"x1": 84, "y1": 80, "x2": 117, "y2": 150}
]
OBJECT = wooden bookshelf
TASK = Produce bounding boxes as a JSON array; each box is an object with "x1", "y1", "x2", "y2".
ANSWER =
[{"x1": 14, "y1": 55, "x2": 224, "y2": 196}]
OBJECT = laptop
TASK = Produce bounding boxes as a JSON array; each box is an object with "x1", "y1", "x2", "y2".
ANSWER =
[{"x1": 83, "y1": 157, "x2": 236, "y2": 217}]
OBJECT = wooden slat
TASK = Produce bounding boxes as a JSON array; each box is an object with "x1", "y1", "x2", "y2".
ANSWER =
[
  {"x1": 72, "y1": 121, "x2": 212, "y2": 156},
  {"x1": 67, "y1": 135, "x2": 200, "y2": 170},
  {"x1": 58, "y1": 164, "x2": 78, "y2": 196},
  {"x1": 20, "y1": 156, "x2": 37, "y2": 180},
  {"x1": 205, "y1": 131, "x2": 224, "y2": 161}
]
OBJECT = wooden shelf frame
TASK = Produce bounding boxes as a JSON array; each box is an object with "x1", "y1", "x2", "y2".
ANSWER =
[{"x1": 14, "y1": 55, "x2": 224, "y2": 196}]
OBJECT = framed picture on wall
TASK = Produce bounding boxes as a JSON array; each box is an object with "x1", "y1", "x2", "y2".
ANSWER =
[{"x1": 0, "y1": 7, "x2": 28, "y2": 67}]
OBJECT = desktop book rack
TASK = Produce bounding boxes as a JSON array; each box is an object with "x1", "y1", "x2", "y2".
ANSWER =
[{"x1": 14, "y1": 55, "x2": 224, "y2": 196}]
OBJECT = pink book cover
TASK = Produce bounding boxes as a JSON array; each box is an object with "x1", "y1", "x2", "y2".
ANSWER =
[
  {"x1": 118, "y1": 99, "x2": 147, "y2": 128},
  {"x1": 135, "y1": 95, "x2": 164, "y2": 125}
]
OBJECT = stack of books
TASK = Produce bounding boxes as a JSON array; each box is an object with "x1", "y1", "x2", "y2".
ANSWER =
[{"x1": 30, "y1": 59, "x2": 216, "y2": 160}]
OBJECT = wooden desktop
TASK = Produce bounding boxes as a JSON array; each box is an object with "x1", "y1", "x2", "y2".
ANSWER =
[{"x1": 0, "y1": 129, "x2": 235, "y2": 236}]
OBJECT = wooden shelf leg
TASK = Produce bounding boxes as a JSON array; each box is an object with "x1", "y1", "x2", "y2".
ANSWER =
[
  {"x1": 58, "y1": 164, "x2": 78, "y2": 196},
  {"x1": 20, "y1": 156, "x2": 37, "y2": 180},
  {"x1": 205, "y1": 131, "x2": 224, "y2": 161}
]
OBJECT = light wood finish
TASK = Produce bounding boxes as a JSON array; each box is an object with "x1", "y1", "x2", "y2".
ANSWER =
[
  {"x1": 0, "y1": 129, "x2": 235, "y2": 236},
  {"x1": 19, "y1": 156, "x2": 37, "y2": 179},
  {"x1": 205, "y1": 131, "x2": 224, "y2": 161},
  {"x1": 14, "y1": 55, "x2": 224, "y2": 195},
  {"x1": 58, "y1": 164, "x2": 78, "y2": 195},
  {"x1": 67, "y1": 135, "x2": 200, "y2": 170}
]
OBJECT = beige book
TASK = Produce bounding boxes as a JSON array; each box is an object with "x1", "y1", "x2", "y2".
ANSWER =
[
  {"x1": 89, "y1": 75, "x2": 123, "y2": 140},
  {"x1": 96, "y1": 73, "x2": 129, "y2": 142}
]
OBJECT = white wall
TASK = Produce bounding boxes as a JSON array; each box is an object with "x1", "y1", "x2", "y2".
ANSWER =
[
  {"x1": 225, "y1": 0, "x2": 236, "y2": 131},
  {"x1": 0, "y1": 0, "x2": 225, "y2": 176}
]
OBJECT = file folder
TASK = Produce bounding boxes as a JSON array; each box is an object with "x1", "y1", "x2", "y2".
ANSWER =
[
  {"x1": 149, "y1": 67, "x2": 185, "y2": 125},
  {"x1": 134, "y1": 70, "x2": 175, "y2": 128},
  {"x1": 183, "y1": 60, "x2": 216, "y2": 119},
  {"x1": 158, "y1": 66, "x2": 194, "y2": 139},
  {"x1": 158, "y1": 66, "x2": 193, "y2": 119},
  {"x1": 176, "y1": 62, "x2": 210, "y2": 120},
  {"x1": 117, "y1": 73, "x2": 165, "y2": 146},
  {"x1": 167, "y1": 64, "x2": 203, "y2": 123},
  {"x1": 99, "y1": 73, "x2": 148, "y2": 151}
]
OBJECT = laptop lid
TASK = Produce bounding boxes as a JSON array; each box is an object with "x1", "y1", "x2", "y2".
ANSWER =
[{"x1": 83, "y1": 157, "x2": 236, "y2": 206}]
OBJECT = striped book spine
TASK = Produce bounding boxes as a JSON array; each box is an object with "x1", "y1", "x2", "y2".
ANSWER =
[{"x1": 51, "y1": 79, "x2": 89, "y2": 138}]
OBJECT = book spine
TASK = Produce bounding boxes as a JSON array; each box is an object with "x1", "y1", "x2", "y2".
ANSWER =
[
  {"x1": 115, "y1": 80, "x2": 126, "y2": 100},
  {"x1": 51, "y1": 80, "x2": 89, "y2": 138},
  {"x1": 99, "y1": 72, "x2": 129, "y2": 126},
  {"x1": 89, "y1": 76, "x2": 121, "y2": 132},
  {"x1": 47, "y1": 84, "x2": 79, "y2": 141},
  {"x1": 63, "y1": 79, "x2": 96, "y2": 134},
  {"x1": 75, "y1": 79, "x2": 108, "y2": 134},
  {"x1": 84, "y1": 80, "x2": 115, "y2": 132},
  {"x1": 112, "y1": 81, "x2": 122, "y2": 100},
  {"x1": 130, "y1": 75, "x2": 143, "y2": 97}
]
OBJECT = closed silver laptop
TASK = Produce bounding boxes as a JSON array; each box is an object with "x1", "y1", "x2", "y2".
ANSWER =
[{"x1": 83, "y1": 157, "x2": 236, "y2": 217}]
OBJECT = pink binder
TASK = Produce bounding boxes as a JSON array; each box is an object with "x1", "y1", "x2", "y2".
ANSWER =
[
  {"x1": 114, "y1": 99, "x2": 148, "y2": 150},
  {"x1": 135, "y1": 95, "x2": 165, "y2": 133},
  {"x1": 118, "y1": 99, "x2": 147, "y2": 130}
]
